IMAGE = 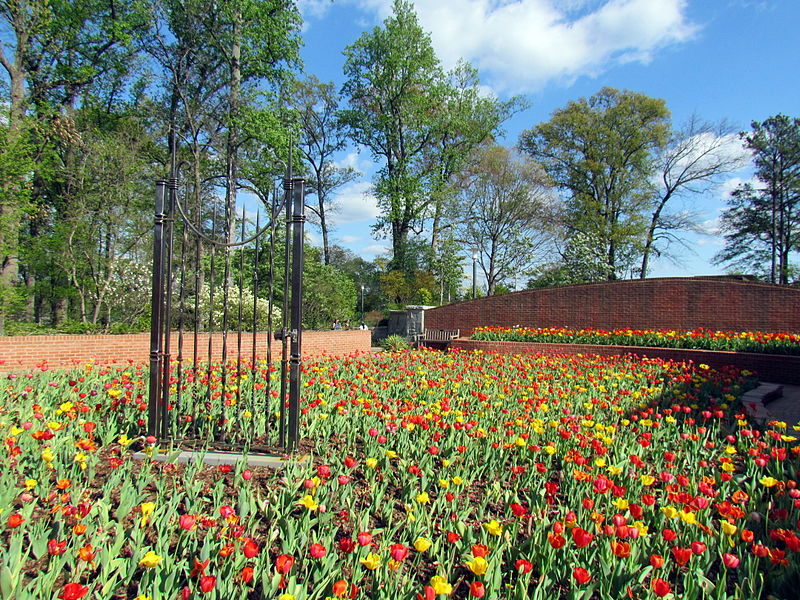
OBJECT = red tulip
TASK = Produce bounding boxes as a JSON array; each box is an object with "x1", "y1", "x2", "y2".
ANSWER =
[
  {"x1": 653, "y1": 578, "x2": 671, "y2": 597},
  {"x1": 275, "y1": 554, "x2": 294, "y2": 574},
  {"x1": 199, "y1": 575, "x2": 216, "y2": 594},
  {"x1": 515, "y1": 558, "x2": 533, "y2": 574},
  {"x1": 357, "y1": 531, "x2": 373, "y2": 546},
  {"x1": 241, "y1": 566, "x2": 254, "y2": 583},
  {"x1": 58, "y1": 583, "x2": 89, "y2": 600},
  {"x1": 6, "y1": 514, "x2": 23, "y2": 528},
  {"x1": 548, "y1": 532, "x2": 566, "y2": 549},
  {"x1": 470, "y1": 581, "x2": 486, "y2": 597},
  {"x1": 390, "y1": 543, "x2": 409, "y2": 561},
  {"x1": 649, "y1": 554, "x2": 664, "y2": 569},
  {"x1": 510, "y1": 502, "x2": 528, "y2": 517},
  {"x1": 672, "y1": 546, "x2": 692, "y2": 566},
  {"x1": 179, "y1": 514, "x2": 197, "y2": 530},
  {"x1": 471, "y1": 544, "x2": 489, "y2": 558},
  {"x1": 338, "y1": 537, "x2": 356, "y2": 553},
  {"x1": 572, "y1": 527, "x2": 593, "y2": 548},
  {"x1": 447, "y1": 531, "x2": 461, "y2": 543},
  {"x1": 573, "y1": 567, "x2": 591, "y2": 584},
  {"x1": 190, "y1": 558, "x2": 210, "y2": 578},
  {"x1": 243, "y1": 538, "x2": 259, "y2": 559},
  {"x1": 722, "y1": 553, "x2": 740, "y2": 568},
  {"x1": 48, "y1": 539, "x2": 67, "y2": 556},
  {"x1": 691, "y1": 541, "x2": 707, "y2": 555},
  {"x1": 309, "y1": 543, "x2": 327, "y2": 558}
]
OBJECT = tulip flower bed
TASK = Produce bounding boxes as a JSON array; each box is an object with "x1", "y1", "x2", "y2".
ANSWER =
[
  {"x1": 471, "y1": 327, "x2": 800, "y2": 355},
  {"x1": 2, "y1": 350, "x2": 799, "y2": 600}
]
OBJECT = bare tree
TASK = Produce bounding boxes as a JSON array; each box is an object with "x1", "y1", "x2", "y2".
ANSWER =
[
  {"x1": 292, "y1": 76, "x2": 358, "y2": 265},
  {"x1": 456, "y1": 145, "x2": 554, "y2": 295},
  {"x1": 640, "y1": 117, "x2": 748, "y2": 277}
]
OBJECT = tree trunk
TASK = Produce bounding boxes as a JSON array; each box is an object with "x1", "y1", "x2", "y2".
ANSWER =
[
  {"x1": 320, "y1": 206, "x2": 331, "y2": 265},
  {"x1": 225, "y1": 14, "x2": 241, "y2": 249},
  {"x1": 0, "y1": 18, "x2": 31, "y2": 335}
]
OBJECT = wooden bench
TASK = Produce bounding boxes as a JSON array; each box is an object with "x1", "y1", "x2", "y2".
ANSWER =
[{"x1": 415, "y1": 329, "x2": 460, "y2": 346}]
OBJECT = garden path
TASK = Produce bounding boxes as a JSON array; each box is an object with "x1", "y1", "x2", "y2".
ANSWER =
[{"x1": 763, "y1": 383, "x2": 800, "y2": 427}]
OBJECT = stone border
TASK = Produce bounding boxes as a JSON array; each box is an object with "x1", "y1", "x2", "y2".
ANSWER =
[
  {"x1": 740, "y1": 383, "x2": 784, "y2": 425},
  {"x1": 132, "y1": 450, "x2": 307, "y2": 468}
]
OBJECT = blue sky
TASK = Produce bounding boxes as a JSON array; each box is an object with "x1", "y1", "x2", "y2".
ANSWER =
[{"x1": 293, "y1": 0, "x2": 799, "y2": 281}]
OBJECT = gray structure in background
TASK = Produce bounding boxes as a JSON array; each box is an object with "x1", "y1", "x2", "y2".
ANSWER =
[{"x1": 372, "y1": 306, "x2": 433, "y2": 344}]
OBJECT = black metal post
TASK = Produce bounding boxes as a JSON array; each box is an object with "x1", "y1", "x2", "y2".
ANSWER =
[
  {"x1": 278, "y1": 177, "x2": 292, "y2": 449},
  {"x1": 472, "y1": 251, "x2": 477, "y2": 299},
  {"x1": 287, "y1": 177, "x2": 305, "y2": 452},
  {"x1": 148, "y1": 181, "x2": 168, "y2": 438},
  {"x1": 160, "y1": 178, "x2": 177, "y2": 440}
]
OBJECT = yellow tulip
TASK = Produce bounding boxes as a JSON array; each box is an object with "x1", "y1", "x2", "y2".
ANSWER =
[
  {"x1": 465, "y1": 556, "x2": 488, "y2": 576},
  {"x1": 298, "y1": 495, "x2": 318, "y2": 511},
  {"x1": 360, "y1": 552, "x2": 381, "y2": 570},
  {"x1": 414, "y1": 537, "x2": 432, "y2": 552},
  {"x1": 661, "y1": 506, "x2": 678, "y2": 519},
  {"x1": 721, "y1": 521, "x2": 737, "y2": 536},
  {"x1": 429, "y1": 576, "x2": 452, "y2": 595},
  {"x1": 139, "y1": 550, "x2": 163, "y2": 568},
  {"x1": 483, "y1": 520, "x2": 502, "y2": 536}
]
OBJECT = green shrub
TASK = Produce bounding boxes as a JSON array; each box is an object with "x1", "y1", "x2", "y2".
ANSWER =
[{"x1": 379, "y1": 334, "x2": 411, "y2": 351}]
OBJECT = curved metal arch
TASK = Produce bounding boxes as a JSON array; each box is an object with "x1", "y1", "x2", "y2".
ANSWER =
[{"x1": 170, "y1": 162, "x2": 286, "y2": 248}]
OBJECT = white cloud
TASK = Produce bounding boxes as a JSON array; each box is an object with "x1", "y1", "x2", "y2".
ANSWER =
[
  {"x1": 334, "y1": 150, "x2": 371, "y2": 174},
  {"x1": 328, "y1": 180, "x2": 381, "y2": 226},
  {"x1": 677, "y1": 132, "x2": 751, "y2": 171},
  {"x1": 699, "y1": 216, "x2": 722, "y2": 236},
  {"x1": 305, "y1": 230, "x2": 321, "y2": 245},
  {"x1": 715, "y1": 174, "x2": 763, "y2": 199},
  {"x1": 337, "y1": 234, "x2": 362, "y2": 244},
  {"x1": 297, "y1": 0, "x2": 336, "y2": 20},
  {"x1": 347, "y1": 0, "x2": 698, "y2": 93},
  {"x1": 359, "y1": 243, "x2": 392, "y2": 259}
]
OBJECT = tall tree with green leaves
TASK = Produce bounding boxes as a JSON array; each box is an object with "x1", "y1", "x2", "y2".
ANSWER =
[
  {"x1": 424, "y1": 61, "x2": 525, "y2": 255},
  {"x1": 715, "y1": 115, "x2": 800, "y2": 284},
  {"x1": 340, "y1": 0, "x2": 445, "y2": 273},
  {"x1": 0, "y1": 0, "x2": 146, "y2": 331},
  {"x1": 519, "y1": 87, "x2": 670, "y2": 280}
]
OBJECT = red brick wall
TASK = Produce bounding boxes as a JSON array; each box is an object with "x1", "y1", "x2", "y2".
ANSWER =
[
  {"x1": 452, "y1": 339, "x2": 800, "y2": 385},
  {"x1": 0, "y1": 330, "x2": 372, "y2": 371},
  {"x1": 425, "y1": 278, "x2": 800, "y2": 335}
]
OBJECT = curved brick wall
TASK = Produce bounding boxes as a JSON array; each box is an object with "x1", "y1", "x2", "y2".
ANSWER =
[
  {"x1": 425, "y1": 278, "x2": 800, "y2": 335},
  {"x1": 451, "y1": 339, "x2": 800, "y2": 385}
]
